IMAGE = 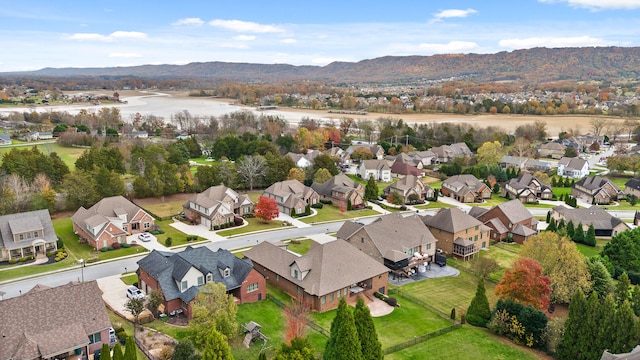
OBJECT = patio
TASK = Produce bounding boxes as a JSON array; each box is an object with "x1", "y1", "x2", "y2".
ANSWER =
[{"x1": 389, "y1": 264, "x2": 460, "y2": 286}]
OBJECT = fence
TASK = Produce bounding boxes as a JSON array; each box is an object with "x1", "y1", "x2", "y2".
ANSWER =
[
  {"x1": 134, "y1": 335, "x2": 158, "y2": 360},
  {"x1": 388, "y1": 288, "x2": 457, "y2": 323},
  {"x1": 383, "y1": 323, "x2": 461, "y2": 355}
]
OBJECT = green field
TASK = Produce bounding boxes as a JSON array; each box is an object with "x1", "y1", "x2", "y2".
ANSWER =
[
  {"x1": 300, "y1": 205, "x2": 381, "y2": 224},
  {"x1": 0, "y1": 141, "x2": 86, "y2": 170},
  {"x1": 217, "y1": 217, "x2": 286, "y2": 236},
  {"x1": 285, "y1": 239, "x2": 315, "y2": 255},
  {"x1": 141, "y1": 200, "x2": 186, "y2": 218}
]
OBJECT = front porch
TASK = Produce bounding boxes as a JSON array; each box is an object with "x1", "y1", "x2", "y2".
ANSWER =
[{"x1": 7, "y1": 239, "x2": 56, "y2": 261}]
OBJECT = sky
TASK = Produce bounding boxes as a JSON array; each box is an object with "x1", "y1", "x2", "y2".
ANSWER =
[{"x1": 2, "y1": 0, "x2": 640, "y2": 72}]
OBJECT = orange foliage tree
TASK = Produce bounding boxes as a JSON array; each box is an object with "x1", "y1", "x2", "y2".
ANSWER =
[
  {"x1": 284, "y1": 301, "x2": 310, "y2": 344},
  {"x1": 494, "y1": 257, "x2": 551, "y2": 310},
  {"x1": 254, "y1": 196, "x2": 279, "y2": 223}
]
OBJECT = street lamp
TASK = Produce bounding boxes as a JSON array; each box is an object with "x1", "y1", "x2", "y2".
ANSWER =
[
  {"x1": 125, "y1": 267, "x2": 127, "y2": 274},
  {"x1": 78, "y1": 259, "x2": 85, "y2": 282}
]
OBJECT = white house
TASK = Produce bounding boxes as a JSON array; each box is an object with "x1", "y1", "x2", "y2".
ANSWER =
[
  {"x1": 0, "y1": 134, "x2": 11, "y2": 146},
  {"x1": 357, "y1": 159, "x2": 392, "y2": 182},
  {"x1": 557, "y1": 157, "x2": 589, "y2": 179}
]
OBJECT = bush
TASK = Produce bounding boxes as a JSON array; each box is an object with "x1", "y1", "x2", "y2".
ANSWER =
[
  {"x1": 385, "y1": 297, "x2": 398, "y2": 307},
  {"x1": 86, "y1": 256, "x2": 99, "y2": 263},
  {"x1": 19, "y1": 257, "x2": 27, "y2": 263},
  {"x1": 311, "y1": 203, "x2": 324, "y2": 209},
  {"x1": 112, "y1": 242, "x2": 121, "y2": 250},
  {"x1": 165, "y1": 237, "x2": 173, "y2": 247},
  {"x1": 234, "y1": 217, "x2": 244, "y2": 226},
  {"x1": 213, "y1": 225, "x2": 220, "y2": 230},
  {"x1": 121, "y1": 243, "x2": 131, "y2": 248},
  {"x1": 107, "y1": 246, "x2": 114, "y2": 251},
  {"x1": 28, "y1": 255, "x2": 34, "y2": 260},
  {"x1": 320, "y1": 199, "x2": 333, "y2": 204},
  {"x1": 46, "y1": 251, "x2": 53, "y2": 257},
  {"x1": 56, "y1": 238, "x2": 64, "y2": 249},
  {"x1": 8, "y1": 259, "x2": 17, "y2": 264},
  {"x1": 100, "y1": 247, "x2": 109, "y2": 252}
]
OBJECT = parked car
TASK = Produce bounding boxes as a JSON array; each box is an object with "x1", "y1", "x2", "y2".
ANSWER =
[
  {"x1": 109, "y1": 327, "x2": 117, "y2": 344},
  {"x1": 126, "y1": 285, "x2": 145, "y2": 300},
  {"x1": 138, "y1": 233, "x2": 152, "y2": 242}
]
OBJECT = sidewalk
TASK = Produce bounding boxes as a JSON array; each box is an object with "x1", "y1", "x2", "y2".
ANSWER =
[
  {"x1": 276, "y1": 213, "x2": 312, "y2": 228},
  {"x1": 436, "y1": 196, "x2": 472, "y2": 211}
]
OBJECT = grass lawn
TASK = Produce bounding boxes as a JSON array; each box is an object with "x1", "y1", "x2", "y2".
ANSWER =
[
  {"x1": 576, "y1": 238, "x2": 607, "y2": 258},
  {"x1": 0, "y1": 142, "x2": 86, "y2": 170},
  {"x1": 602, "y1": 200, "x2": 640, "y2": 211},
  {"x1": 232, "y1": 299, "x2": 290, "y2": 359},
  {"x1": 449, "y1": 244, "x2": 521, "y2": 282},
  {"x1": 217, "y1": 217, "x2": 286, "y2": 236},
  {"x1": 152, "y1": 219, "x2": 205, "y2": 247},
  {"x1": 346, "y1": 174, "x2": 391, "y2": 195},
  {"x1": 552, "y1": 187, "x2": 572, "y2": 198},
  {"x1": 121, "y1": 273, "x2": 138, "y2": 286},
  {"x1": 141, "y1": 200, "x2": 186, "y2": 218},
  {"x1": 0, "y1": 252, "x2": 77, "y2": 282},
  {"x1": 469, "y1": 195, "x2": 510, "y2": 207},
  {"x1": 286, "y1": 239, "x2": 315, "y2": 255},
  {"x1": 608, "y1": 175, "x2": 632, "y2": 190},
  {"x1": 385, "y1": 326, "x2": 539, "y2": 360},
  {"x1": 106, "y1": 309, "x2": 148, "y2": 360},
  {"x1": 425, "y1": 180, "x2": 443, "y2": 189},
  {"x1": 300, "y1": 205, "x2": 381, "y2": 224},
  {"x1": 523, "y1": 202, "x2": 557, "y2": 209},
  {"x1": 413, "y1": 201, "x2": 453, "y2": 209}
]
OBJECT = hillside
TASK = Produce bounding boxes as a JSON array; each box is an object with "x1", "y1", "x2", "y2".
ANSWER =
[{"x1": 4, "y1": 46, "x2": 640, "y2": 84}]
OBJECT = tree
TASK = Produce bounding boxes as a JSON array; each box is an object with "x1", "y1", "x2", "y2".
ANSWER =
[
  {"x1": 520, "y1": 232, "x2": 592, "y2": 304},
  {"x1": 124, "y1": 298, "x2": 145, "y2": 330},
  {"x1": 472, "y1": 257, "x2": 500, "y2": 279},
  {"x1": 313, "y1": 168, "x2": 332, "y2": 184},
  {"x1": 284, "y1": 301, "x2": 309, "y2": 344},
  {"x1": 585, "y1": 224, "x2": 596, "y2": 247},
  {"x1": 324, "y1": 297, "x2": 363, "y2": 360},
  {"x1": 312, "y1": 154, "x2": 339, "y2": 175},
  {"x1": 354, "y1": 297, "x2": 383, "y2": 360},
  {"x1": 466, "y1": 279, "x2": 491, "y2": 327},
  {"x1": 564, "y1": 147, "x2": 578, "y2": 158},
  {"x1": 254, "y1": 196, "x2": 279, "y2": 223},
  {"x1": 124, "y1": 336, "x2": 137, "y2": 360},
  {"x1": 495, "y1": 257, "x2": 551, "y2": 309},
  {"x1": 510, "y1": 137, "x2": 533, "y2": 158},
  {"x1": 573, "y1": 222, "x2": 585, "y2": 244},
  {"x1": 201, "y1": 329, "x2": 233, "y2": 360},
  {"x1": 590, "y1": 118, "x2": 607, "y2": 139},
  {"x1": 602, "y1": 227, "x2": 640, "y2": 275},
  {"x1": 556, "y1": 289, "x2": 587, "y2": 360},
  {"x1": 612, "y1": 300, "x2": 637, "y2": 354},
  {"x1": 476, "y1": 141, "x2": 505, "y2": 167},
  {"x1": 100, "y1": 343, "x2": 112, "y2": 360},
  {"x1": 112, "y1": 343, "x2": 124, "y2": 360},
  {"x1": 615, "y1": 272, "x2": 632, "y2": 304},
  {"x1": 147, "y1": 289, "x2": 164, "y2": 318},
  {"x1": 273, "y1": 337, "x2": 316, "y2": 360},
  {"x1": 236, "y1": 155, "x2": 266, "y2": 191},
  {"x1": 364, "y1": 177, "x2": 378, "y2": 201},
  {"x1": 190, "y1": 282, "x2": 238, "y2": 345},
  {"x1": 386, "y1": 191, "x2": 404, "y2": 205},
  {"x1": 588, "y1": 257, "x2": 613, "y2": 299},
  {"x1": 565, "y1": 219, "x2": 575, "y2": 240},
  {"x1": 287, "y1": 168, "x2": 306, "y2": 183},
  {"x1": 61, "y1": 170, "x2": 100, "y2": 210},
  {"x1": 172, "y1": 340, "x2": 199, "y2": 360},
  {"x1": 95, "y1": 166, "x2": 126, "y2": 198}
]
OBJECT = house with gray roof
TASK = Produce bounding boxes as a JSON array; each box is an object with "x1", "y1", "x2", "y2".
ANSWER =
[
  {"x1": 557, "y1": 156, "x2": 589, "y2": 179},
  {"x1": 383, "y1": 174, "x2": 433, "y2": 204},
  {"x1": 502, "y1": 172, "x2": 553, "y2": 203},
  {"x1": 537, "y1": 142, "x2": 566, "y2": 159},
  {"x1": 0, "y1": 281, "x2": 111, "y2": 360},
  {"x1": 0, "y1": 209, "x2": 58, "y2": 262},
  {"x1": 550, "y1": 206, "x2": 629, "y2": 237},
  {"x1": 262, "y1": 180, "x2": 319, "y2": 215},
  {"x1": 72, "y1": 195, "x2": 154, "y2": 250},
  {"x1": 601, "y1": 346, "x2": 640, "y2": 360},
  {"x1": 624, "y1": 178, "x2": 640, "y2": 198},
  {"x1": 421, "y1": 208, "x2": 491, "y2": 260},
  {"x1": 441, "y1": 174, "x2": 491, "y2": 203},
  {"x1": 0, "y1": 133, "x2": 11, "y2": 146},
  {"x1": 311, "y1": 174, "x2": 365, "y2": 208},
  {"x1": 470, "y1": 199, "x2": 538, "y2": 244},
  {"x1": 572, "y1": 175, "x2": 623, "y2": 205},
  {"x1": 244, "y1": 240, "x2": 389, "y2": 312},
  {"x1": 356, "y1": 159, "x2": 392, "y2": 181},
  {"x1": 430, "y1": 143, "x2": 473, "y2": 164},
  {"x1": 137, "y1": 246, "x2": 265, "y2": 319},
  {"x1": 183, "y1": 185, "x2": 254, "y2": 230},
  {"x1": 337, "y1": 213, "x2": 437, "y2": 274}
]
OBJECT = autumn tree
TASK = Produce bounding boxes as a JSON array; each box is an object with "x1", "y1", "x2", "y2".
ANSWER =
[
  {"x1": 354, "y1": 297, "x2": 383, "y2": 360},
  {"x1": 466, "y1": 279, "x2": 491, "y2": 327},
  {"x1": 472, "y1": 257, "x2": 500, "y2": 279},
  {"x1": 190, "y1": 282, "x2": 238, "y2": 346},
  {"x1": 324, "y1": 297, "x2": 363, "y2": 360},
  {"x1": 495, "y1": 257, "x2": 551, "y2": 309},
  {"x1": 236, "y1": 155, "x2": 266, "y2": 191},
  {"x1": 313, "y1": 168, "x2": 332, "y2": 184},
  {"x1": 510, "y1": 137, "x2": 533, "y2": 158},
  {"x1": 350, "y1": 148, "x2": 374, "y2": 162},
  {"x1": 364, "y1": 177, "x2": 378, "y2": 201},
  {"x1": 520, "y1": 232, "x2": 592, "y2": 304},
  {"x1": 386, "y1": 190, "x2": 404, "y2": 205},
  {"x1": 312, "y1": 154, "x2": 339, "y2": 176},
  {"x1": 476, "y1": 141, "x2": 505, "y2": 167},
  {"x1": 284, "y1": 301, "x2": 309, "y2": 344},
  {"x1": 254, "y1": 196, "x2": 280, "y2": 223},
  {"x1": 273, "y1": 337, "x2": 316, "y2": 360},
  {"x1": 287, "y1": 168, "x2": 306, "y2": 183}
]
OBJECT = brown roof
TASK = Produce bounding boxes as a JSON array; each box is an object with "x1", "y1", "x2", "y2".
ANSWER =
[
  {"x1": 263, "y1": 180, "x2": 317, "y2": 210},
  {"x1": 422, "y1": 207, "x2": 483, "y2": 234},
  {"x1": 244, "y1": 240, "x2": 388, "y2": 297},
  {"x1": 493, "y1": 199, "x2": 535, "y2": 224},
  {"x1": 0, "y1": 281, "x2": 111, "y2": 360},
  {"x1": 72, "y1": 195, "x2": 150, "y2": 241},
  {"x1": 552, "y1": 206, "x2": 629, "y2": 231}
]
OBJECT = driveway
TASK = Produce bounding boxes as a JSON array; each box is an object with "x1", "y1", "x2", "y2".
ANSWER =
[
  {"x1": 127, "y1": 233, "x2": 171, "y2": 252},
  {"x1": 169, "y1": 220, "x2": 227, "y2": 242},
  {"x1": 277, "y1": 213, "x2": 311, "y2": 228},
  {"x1": 97, "y1": 275, "x2": 136, "y2": 321}
]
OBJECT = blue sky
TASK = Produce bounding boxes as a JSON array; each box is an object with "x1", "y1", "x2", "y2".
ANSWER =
[{"x1": 2, "y1": 0, "x2": 640, "y2": 72}]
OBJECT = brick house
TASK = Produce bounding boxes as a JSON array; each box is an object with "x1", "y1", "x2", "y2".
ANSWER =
[
  {"x1": 0, "y1": 281, "x2": 112, "y2": 360},
  {"x1": 311, "y1": 174, "x2": 365, "y2": 208},
  {"x1": 244, "y1": 240, "x2": 389, "y2": 312},
  {"x1": 421, "y1": 208, "x2": 491, "y2": 260},
  {"x1": 72, "y1": 196, "x2": 155, "y2": 250},
  {"x1": 183, "y1": 185, "x2": 254, "y2": 230},
  {"x1": 262, "y1": 180, "x2": 320, "y2": 215},
  {"x1": 572, "y1": 176, "x2": 624, "y2": 205},
  {"x1": 383, "y1": 174, "x2": 434, "y2": 203},
  {"x1": 502, "y1": 172, "x2": 553, "y2": 203},
  {"x1": 137, "y1": 246, "x2": 265, "y2": 319},
  {"x1": 550, "y1": 206, "x2": 630, "y2": 237},
  {"x1": 470, "y1": 200, "x2": 538, "y2": 244},
  {"x1": 441, "y1": 174, "x2": 492, "y2": 203},
  {"x1": 624, "y1": 178, "x2": 640, "y2": 198},
  {"x1": 0, "y1": 209, "x2": 58, "y2": 262}
]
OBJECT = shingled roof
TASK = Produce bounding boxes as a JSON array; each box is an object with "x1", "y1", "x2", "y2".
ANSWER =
[
  {"x1": 552, "y1": 206, "x2": 629, "y2": 231},
  {"x1": 422, "y1": 207, "x2": 483, "y2": 234},
  {"x1": 0, "y1": 209, "x2": 57, "y2": 250},
  {"x1": 0, "y1": 281, "x2": 110, "y2": 360}
]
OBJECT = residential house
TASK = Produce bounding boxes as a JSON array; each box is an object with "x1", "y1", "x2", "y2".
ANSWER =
[
  {"x1": 537, "y1": 142, "x2": 566, "y2": 159},
  {"x1": 430, "y1": 143, "x2": 473, "y2": 164},
  {"x1": 390, "y1": 161, "x2": 423, "y2": 178},
  {"x1": 441, "y1": 174, "x2": 492, "y2": 203},
  {"x1": 557, "y1": 157, "x2": 589, "y2": 179},
  {"x1": 572, "y1": 175, "x2": 624, "y2": 205},
  {"x1": 72, "y1": 196, "x2": 155, "y2": 250},
  {"x1": 357, "y1": 159, "x2": 392, "y2": 181},
  {"x1": 524, "y1": 159, "x2": 554, "y2": 172},
  {"x1": 0, "y1": 281, "x2": 112, "y2": 360},
  {"x1": 0, "y1": 209, "x2": 58, "y2": 262},
  {"x1": 286, "y1": 152, "x2": 313, "y2": 168},
  {"x1": 132, "y1": 130, "x2": 149, "y2": 139},
  {"x1": 500, "y1": 156, "x2": 529, "y2": 169},
  {"x1": 38, "y1": 131, "x2": 53, "y2": 140},
  {"x1": 0, "y1": 134, "x2": 11, "y2": 146},
  {"x1": 407, "y1": 150, "x2": 436, "y2": 167},
  {"x1": 421, "y1": 208, "x2": 491, "y2": 260},
  {"x1": 345, "y1": 144, "x2": 385, "y2": 161},
  {"x1": 183, "y1": 185, "x2": 254, "y2": 229},
  {"x1": 324, "y1": 146, "x2": 344, "y2": 159},
  {"x1": 393, "y1": 153, "x2": 423, "y2": 169},
  {"x1": 245, "y1": 239, "x2": 389, "y2": 312},
  {"x1": 311, "y1": 174, "x2": 366, "y2": 208},
  {"x1": 262, "y1": 180, "x2": 320, "y2": 215},
  {"x1": 502, "y1": 172, "x2": 553, "y2": 203},
  {"x1": 624, "y1": 178, "x2": 640, "y2": 198},
  {"x1": 470, "y1": 200, "x2": 538, "y2": 244},
  {"x1": 550, "y1": 206, "x2": 629, "y2": 237},
  {"x1": 383, "y1": 175, "x2": 434, "y2": 203},
  {"x1": 137, "y1": 246, "x2": 265, "y2": 319},
  {"x1": 601, "y1": 346, "x2": 640, "y2": 360},
  {"x1": 337, "y1": 213, "x2": 437, "y2": 275}
]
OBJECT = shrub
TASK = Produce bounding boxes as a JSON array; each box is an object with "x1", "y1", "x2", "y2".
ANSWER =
[
  {"x1": 451, "y1": 308, "x2": 456, "y2": 320},
  {"x1": 385, "y1": 297, "x2": 398, "y2": 307},
  {"x1": 320, "y1": 199, "x2": 333, "y2": 204},
  {"x1": 28, "y1": 255, "x2": 34, "y2": 260},
  {"x1": 112, "y1": 242, "x2": 122, "y2": 250},
  {"x1": 8, "y1": 259, "x2": 17, "y2": 264},
  {"x1": 56, "y1": 238, "x2": 64, "y2": 249},
  {"x1": 100, "y1": 247, "x2": 109, "y2": 252},
  {"x1": 165, "y1": 237, "x2": 173, "y2": 247},
  {"x1": 311, "y1": 203, "x2": 324, "y2": 209},
  {"x1": 46, "y1": 251, "x2": 53, "y2": 257},
  {"x1": 87, "y1": 256, "x2": 99, "y2": 263},
  {"x1": 234, "y1": 217, "x2": 244, "y2": 226},
  {"x1": 19, "y1": 257, "x2": 27, "y2": 262},
  {"x1": 121, "y1": 243, "x2": 131, "y2": 248},
  {"x1": 213, "y1": 225, "x2": 220, "y2": 230},
  {"x1": 107, "y1": 246, "x2": 114, "y2": 251}
]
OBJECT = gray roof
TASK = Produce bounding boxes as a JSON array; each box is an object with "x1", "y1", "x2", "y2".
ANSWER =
[
  {"x1": 263, "y1": 180, "x2": 317, "y2": 210},
  {"x1": 71, "y1": 195, "x2": 149, "y2": 241},
  {"x1": 0, "y1": 209, "x2": 57, "y2": 250},
  {"x1": 468, "y1": 207, "x2": 488, "y2": 218},
  {"x1": 576, "y1": 176, "x2": 621, "y2": 192},
  {"x1": 0, "y1": 134, "x2": 10, "y2": 141},
  {"x1": 422, "y1": 207, "x2": 483, "y2": 234},
  {"x1": 512, "y1": 223, "x2": 537, "y2": 237},
  {"x1": 559, "y1": 156, "x2": 588, "y2": 171},
  {"x1": 601, "y1": 346, "x2": 640, "y2": 360},
  {"x1": 626, "y1": 178, "x2": 640, "y2": 191},
  {"x1": 244, "y1": 240, "x2": 388, "y2": 297},
  {"x1": 487, "y1": 218, "x2": 509, "y2": 234},
  {"x1": 186, "y1": 185, "x2": 252, "y2": 214},
  {"x1": 0, "y1": 281, "x2": 110, "y2": 360},
  {"x1": 494, "y1": 200, "x2": 536, "y2": 224},
  {"x1": 552, "y1": 206, "x2": 629, "y2": 231},
  {"x1": 137, "y1": 246, "x2": 255, "y2": 304},
  {"x1": 312, "y1": 174, "x2": 361, "y2": 197},
  {"x1": 384, "y1": 175, "x2": 426, "y2": 194}
]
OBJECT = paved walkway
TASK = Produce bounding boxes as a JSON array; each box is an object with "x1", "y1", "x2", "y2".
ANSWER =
[
  {"x1": 306, "y1": 233, "x2": 336, "y2": 244},
  {"x1": 276, "y1": 213, "x2": 312, "y2": 228},
  {"x1": 367, "y1": 201, "x2": 391, "y2": 214},
  {"x1": 169, "y1": 220, "x2": 227, "y2": 242},
  {"x1": 436, "y1": 196, "x2": 472, "y2": 211},
  {"x1": 389, "y1": 265, "x2": 460, "y2": 286}
]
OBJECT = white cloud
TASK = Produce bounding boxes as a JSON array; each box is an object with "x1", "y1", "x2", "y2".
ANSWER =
[
  {"x1": 64, "y1": 31, "x2": 147, "y2": 42},
  {"x1": 233, "y1": 35, "x2": 256, "y2": 41},
  {"x1": 539, "y1": 0, "x2": 640, "y2": 10},
  {"x1": 209, "y1": 19, "x2": 284, "y2": 33},
  {"x1": 418, "y1": 41, "x2": 480, "y2": 53},
  {"x1": 433, "y1": 8, "x2": 477, "y2": 20},
  {"x1": 172, "y1": 17, "x2": 204, "y2": 26},
  {"x1": 499, "y1": 35, "x2": 614, "y2": 48},
  {"x1": 109, "y1": 53, "x2": 143, "y2": 58},
  {"x1": 281, "y1": 38, "x2": 297, "y2": 44}
]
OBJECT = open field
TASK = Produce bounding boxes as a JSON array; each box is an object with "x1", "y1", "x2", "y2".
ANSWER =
[{"x1": 0, "y1": 141, "x2": 85, "y2": 170}]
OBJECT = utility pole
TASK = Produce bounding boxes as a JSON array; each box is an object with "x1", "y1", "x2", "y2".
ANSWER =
[{"x1": 405, "y1": 134, "x2": 409, "y2": 147}]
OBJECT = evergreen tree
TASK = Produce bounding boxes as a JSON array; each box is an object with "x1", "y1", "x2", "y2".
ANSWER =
[
  {"x1": 566, "y1": 219, "x2": 575, "y2": 240},
  {"x1": 100, "y1": 343, "x2": 112, "y2": 360},
  {"x1": 172, "y1": 339, "x2": 199, "y2": 360},
  {"x1": 258, "y1": 352, "x2": 267, "y2": 360},
  {"x1": 573, "y1": 222, "x2": 584, "y2": 244},
  {"x1": 580, "y1": 292, "x2": 601, "y2": 359},
  {"x1": 324, "y1": 297, "x2": 363, "y2": 360},
  {"x1": 466, "y1": 279, "x2": 491, "y2": 327},
  {"x1": 546, "y1": 211, "x2": 551, "y2": 224},
  {"x1": 615, "y1": 272, "x2": 632, "y2": 304},
  {"x1": 588, "y1": 258, "x2": 613, "y2": 299},
  {"x1": 596, "y1": 294, "x2": 617, "y2": 355},
  {"x1": 364, "y1": 177, "x2": 378, "y2": 201},
  {"x1": 556, "y1": 289, "x2": 587, "y2": 360},
  {"x1": 112, "y1": 343, "x2": 124, "y2": 360},
  {"x1": 124, "y1": 336, "x2": 136, "y2": 360},
  {"x1": 558, "y1": 218, "x2": 566, "y2": 230},
  {"x1": 585, "y1": 224, "x2": 596, "y2": 247},
  {"x1": 612, "y1": 300, "x2": 637, "y2": 354},
  {"x1": 632, "y1": 286, "x2": 640, "y2": 316},
  {"x1": 547, "y1": 218, "x2": 557, "y2": 232},
  {"x1": 273, "y1": 337, "x2": 315, "y2": 360},
  {"x1": 202, "y1": 329, "x2": 234, "y2": 360},
  {"x1": 354, "y1": 297, "x2": 383, "y2": 360}
]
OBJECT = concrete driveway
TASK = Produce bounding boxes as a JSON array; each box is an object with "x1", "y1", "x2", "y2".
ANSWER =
[
  {"x1": 127, "y1": 233, "x2": 170, "y2": 252},
  {"x1": 97, "y1": 275, "x2": 152, "y2": 322}
]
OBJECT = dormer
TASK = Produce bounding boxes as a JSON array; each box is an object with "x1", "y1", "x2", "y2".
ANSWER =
[
  {"x1": 218, "y1": 264, "x2": 231, "y2": 278},
  {"x1": 289, "y1": 256, "x2": 312, "y2": 281}
]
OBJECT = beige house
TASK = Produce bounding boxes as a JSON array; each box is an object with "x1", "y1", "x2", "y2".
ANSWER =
[
  {"x1": 311, "y1": 174, "x2": 365, "y2": 208},
  {"x1": 183, "y1": 185, "x2": 254, "y2": 229},
  {"x1": 502, "y1": 172, "x2": 553, "y2": 203},
  {"x1": 624, "y1": 178, "x2": 640, "y2": 198},
  {"x1": 0, "y1": 209, "x2": 58, "y2": 262},
  {"x1": 383, "y1": 174, "x2": 434, "y2": 203},
  {"x1": 262, "y1": 180, "x2": 319, "y2": 215},
  {"x1": 422, "y1": 208, "x2": 490, "y2": 260},
  {"x1": 550, "y1": 206, "x2": 629, "y2": 237},
  {"x1": 572, "y1": 176, "x2": 624, "y2": 205},
  {"x1": 537, "y1": 142, "x2": 566, "y2": 159},
  {"x1": 441, "y1": 174, "x2": 492, "y2": 203},
  {"x1": 469, "y1": 200, "x2": 538, "y2": 244}
]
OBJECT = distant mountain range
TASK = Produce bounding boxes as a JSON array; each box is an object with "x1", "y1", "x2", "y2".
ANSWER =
[{"x1": 5, "y1": 46, "x2": 640, "y2": 84}]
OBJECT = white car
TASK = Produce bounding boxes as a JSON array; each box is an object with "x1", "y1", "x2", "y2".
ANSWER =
[
  {"x1": 138, "y1": 233, "x2": 152, "y2": 242},
  {"x1": 126, "y1": 285, "x2": 145, "y2": 300}
]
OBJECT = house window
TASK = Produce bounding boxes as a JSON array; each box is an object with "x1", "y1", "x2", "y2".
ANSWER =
[
  {"x1": 474, "y1": 235, "x2": 478, "y2": 241},
  {"x1": 361, "y1": 237, "x2": 364, "y2": 243},
  {"x1": 33, "y1": 231, "x2": 39, "y2": 238},
  {"x1": 294, "y1": 269, "x2": 299, "y2": 279},
  {"x1": 223, "y1": 268, "x2": 230, "y2": 278},
  {"x1": 144, "y1": 222, "x2": 150, "y2": 229},
  {"x1": 482, "y1": 242, "x2": 487, "y2": 249},
  {"x1": 206, "y1": 274, "x2": 213, "y2": 282},
  {"x1": 475, "y1": 225, "x2": 479, "y2": 231},
  {"x1": 88, "y1": 332, "x2": 101, "y2": 344},
  {"x1": 27, "y1": 232, "x2": 31, "y2": 239},
  {"x1": 296, "y1": 286, "x2": 301, "y2": 294},
  {"x1": 247, "y1": 283, "x2": 259, "y2": 293},
  {"x1": 19, "y1": 234, "x2": 23, "y2": 240},
  {"x1": 321, "y1": 296, "x2": 326, "y2": 304},
  {"x1": 426, "y1": 243, "x2": 431, "y2": 250},
  {"x1": 197, "y1": 276, "x2": 204, "y2": 286},
  {"x1": 465, "y1": 229, "x2": 468, "y2": 234},
  {"x1": 337, "y1": 290, "x2": 341, "y2": 298},
  {"x1": 330, "y1": 293, "x2": 334, "y2": 301},
  {"x1": 276, "y1": 274, "x2": 280, "y2": 282},
  {"x1": 343, "y1": 288, "x2": 348, "y2": 296},
  {"x1": 181, "y1": 280, "x2": 188, "y2": 291}
]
